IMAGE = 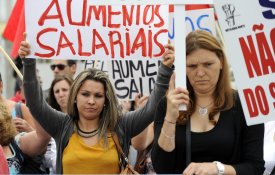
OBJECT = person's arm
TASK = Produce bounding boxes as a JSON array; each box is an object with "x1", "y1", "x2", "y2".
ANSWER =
[
  {"x1": 231, "y1": 94, "x2": 265, "y2": 175},
  {"x1": 18, "y1": 119, "x2": 51, "y2": 157},
  {"x1": 19, "y1": 35, "x2": 67, "y2": 138},
  {"x1": 158, "y1": 73, "x2": 189, "y2": 152},
  {"x1": 21, "y1": 103, "x2": 36, "y2": 130},
  {"x1": 131, "y1": 122, "x2": 154, "y2": 151},
  {"x1": 232, "y1": 123, "x2": 265, "y2": 175},
  {"x1": 151, "y1": 97, "x2": 178, "y2": 173},
  {"x1": 121, "y1": 44, "x2": 175, "y2": 139}
]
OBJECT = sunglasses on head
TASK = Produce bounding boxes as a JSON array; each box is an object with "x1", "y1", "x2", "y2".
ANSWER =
[{"x1": 50, "y1": 64, "x2": 67, "y2": 71}]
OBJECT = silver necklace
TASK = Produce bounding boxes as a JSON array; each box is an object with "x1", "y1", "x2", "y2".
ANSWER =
[
  {"x1": 197, "y1": 102, "x2": 213, "y2": 116},
  {"x1": 76, "y1": 123, "x2": 98, "y2": 138}
]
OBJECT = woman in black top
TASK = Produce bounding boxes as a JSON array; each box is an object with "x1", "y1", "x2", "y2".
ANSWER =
[{"x1": 151, "y1": 30, "x2": 265, "y2": 175}]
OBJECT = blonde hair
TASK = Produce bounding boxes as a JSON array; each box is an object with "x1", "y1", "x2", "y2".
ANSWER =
[
  {"x1": 0, "y1": 103, "x2": 17, "y2": 146},
  {"x1": 67, "y1": 68, "x2": 121, "y2": 147},
  {"x1": 178, "y1": 30, "x2": 234, "y2": 125}
]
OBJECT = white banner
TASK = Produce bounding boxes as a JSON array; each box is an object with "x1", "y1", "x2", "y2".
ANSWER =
[
  {"x1": 89, "y1": 0, "x2": 213, "y2": 5},
  {"x1": 85, "y1": 8, "x2": 216, "y2": 100},
  {"x1": 214, "y1": 0, "x2": 275, "y2": 125},
  {"x1": 25, "y1": 0, "x2": 168, "y2": 60}
]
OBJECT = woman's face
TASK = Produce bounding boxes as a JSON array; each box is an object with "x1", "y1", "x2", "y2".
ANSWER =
[
  {"x1": 186, "y1": 48, "x2": 222, "y2": 95},
  {"x1": 76, "y1": 80, "x2": 105, "y2": 121},
  {"x1": 53, "y1": 80, "x2": 70, "y2": 110}
]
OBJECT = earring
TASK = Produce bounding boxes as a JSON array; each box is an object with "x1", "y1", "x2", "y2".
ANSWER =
[{"x1": 74, "y1": 100, "x2": 77, "y2": 103}]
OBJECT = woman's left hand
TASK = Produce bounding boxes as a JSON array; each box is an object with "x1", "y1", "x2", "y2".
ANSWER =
[{"x1": 182, "y1": 162, "x2": 218, "y2": 175}]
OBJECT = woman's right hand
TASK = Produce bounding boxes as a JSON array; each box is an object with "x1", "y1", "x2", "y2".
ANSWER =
[
  {"x1": 18, "y1": 33, "x2": 31, "y2": 59},
  {"x1": 162, "y1": 43, "x2": 175, "y2": 68},
  {"x1": 165, "y1": 73, "x2": 189, "y2": 122}
]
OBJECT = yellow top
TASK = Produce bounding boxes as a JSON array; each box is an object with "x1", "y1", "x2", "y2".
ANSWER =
[{"x1": 62, "y1": 132, "x2": 120, "y2": 174}]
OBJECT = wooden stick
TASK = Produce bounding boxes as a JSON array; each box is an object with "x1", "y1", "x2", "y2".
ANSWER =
[{"x1": 0, "y1": 46, "x2": 23, "y2": 81}]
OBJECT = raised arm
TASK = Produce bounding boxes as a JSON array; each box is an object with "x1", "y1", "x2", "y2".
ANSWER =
[
  {"x1": 18, "y1": 34, "x2": 67, "y2": 138},
  {"x1": 121, "y1": 44, "x2": 175, "y2": 139}
]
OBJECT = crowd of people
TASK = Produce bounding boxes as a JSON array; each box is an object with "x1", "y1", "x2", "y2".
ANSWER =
[{"x1": 0, "y1": 30, "x2": 273, "y2": 174}]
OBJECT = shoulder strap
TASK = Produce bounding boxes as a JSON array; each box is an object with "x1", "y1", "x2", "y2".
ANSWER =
[
  {"x1": 10, "y1": 139, "x2": 24, "y2": 164},
  {"x1": 112, "y1": 133, "x2": 129, "y2": 164},
  {"x1": 185, "y1": 119, "x2": 191, "y2": 167},
  {"x1": 15, "y1": 102, "x2": 23, "y2": 118}
]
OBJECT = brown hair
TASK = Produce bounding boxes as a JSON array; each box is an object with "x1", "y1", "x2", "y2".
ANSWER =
[
  {"x1": 48, "y1": 75, "x2": 73, "y2": 111},
  {"x1": 178, "y1": 30, "x2": 234, "y2": 125},
  {"x1": 0, "y1": 103, "x2": 17, "y2": 146}
]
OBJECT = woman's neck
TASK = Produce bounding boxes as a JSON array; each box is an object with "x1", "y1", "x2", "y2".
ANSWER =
[
  {"x1": 61, "y1": 106, "x2": 67, "y2": 114},
  {"x1": 195, "y1": 92, "x2": 214, "y2": 107},
  {"x1": 78, "y1": 118, "x2": 99, "y2": 132}
]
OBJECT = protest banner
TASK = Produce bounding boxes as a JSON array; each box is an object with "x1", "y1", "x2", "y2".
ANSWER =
[
  {"x1": 24, "y1": 0, "x2": 214, "y2": 101},
  {"x1": 89, "y1": 0, "x2": 213, "y2": 5},
  {"x1": 168, "y1": 8, "x2": 216, "y2": 40},
  {"x1": 85, "y1": 8, "x2": 216, "y2": 100},
  {"x1": 214, "y1": 0, "x2": 275, "y2": 125},
  {"x1": 85, "y1": 59, "x2": 161, "y2": 100},
  {"x1": 25, "y1": 0, "x2": 168, "y2": 60}
]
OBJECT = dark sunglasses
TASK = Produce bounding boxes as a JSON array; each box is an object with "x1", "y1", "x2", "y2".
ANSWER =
[{"x1": 50, "y1": 64, "x2": 67, "y2": 71}]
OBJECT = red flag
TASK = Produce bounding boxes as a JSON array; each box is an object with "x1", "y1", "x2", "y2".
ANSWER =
[{"x1": 2, "y1": 0, "x2": 25, "y2": 59}]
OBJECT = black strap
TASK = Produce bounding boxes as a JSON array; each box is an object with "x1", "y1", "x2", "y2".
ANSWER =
[
  {"x1": 15, "y1": 102, "x2": 23, "y2": 118},
  {"x1": 10, "y1": 139, "x2": 24, "y2": 164},
  {"x1": 185, "y1": 119, "x2": 191, "y2": 167}
]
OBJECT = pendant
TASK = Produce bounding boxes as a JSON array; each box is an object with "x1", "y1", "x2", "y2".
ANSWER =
[{"x1": 199, "y1": 107, "x2": 208, "y2": 116}]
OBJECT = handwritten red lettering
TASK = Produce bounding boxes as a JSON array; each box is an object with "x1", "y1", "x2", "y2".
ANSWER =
[
  {"x1": 35, "y1": 28, "x2": 57, "y2": 57},
  {"x1": 92, "y1": 29, "x2": 109, "y2": 55},
  {"x1": 153, "y1": 29, "x2": 168, "y2": 57},
  {"x1": 108, "y1": 6, "x2": 121, "y2": 28},
  {"x1": 122, "y1": 5, "x2": 134, "y2": 26},
  {"x1": 56, "y1": 31, "x2": 76, "y2": 56},
  {"x1": 67, "y1": 0, "x2": 87, "y2": 26},
  {"x1": 86, "y1": 6, "x2": 107, "y2": 27},
  {"x1": 77, "y1": 29, "x2": 91, "y2": 56},
  {"x1": 109, "y1": 31, "x2": 124, "y2": 58},
  {"x1": 38, "y1": 0, "x2": 64, "y2": 27},
  {"x1": 131, "y1": 28, "x2": 146, "y2": 56}
]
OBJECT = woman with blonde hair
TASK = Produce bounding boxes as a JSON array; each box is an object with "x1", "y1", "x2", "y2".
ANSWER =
[
  {"x1": 18, "y1": 34, "x2": 182, "y2": 173},
  {"x1": 0, "y1": 102, "x2": 50, "y2": 174}
]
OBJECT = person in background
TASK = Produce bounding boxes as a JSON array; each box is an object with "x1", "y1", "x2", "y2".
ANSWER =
[
  {"x1": 11, "y1": 69, "x2": 43, "y2": 104},
  {"x1": 48, "y1": 75, "x2": 74, "y2": 113},
  {"x1": 0, "y1": 101, "x2": 50, "y2": 174},
  {"x1": 43, "y1": 75, "x2": 74, "y2": 174},
  {"x1": 43, "y1": 59, "x2": 77, "y2": 101},
  {"x1": 0, "y1": 145, "x2": 9, "y2": 174},
  {"x1": 151, "y1": 30, "x2": 265, "y2": 175},
  {"x1": 18, "y1": 33, "x2": 175, "y2": 173},
  {"x1": 0, "y1": 72, "x2": 35, "y2": 133},
  {"x1": 119, "y1": 93, "x2": 149, "y2": 167}
]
